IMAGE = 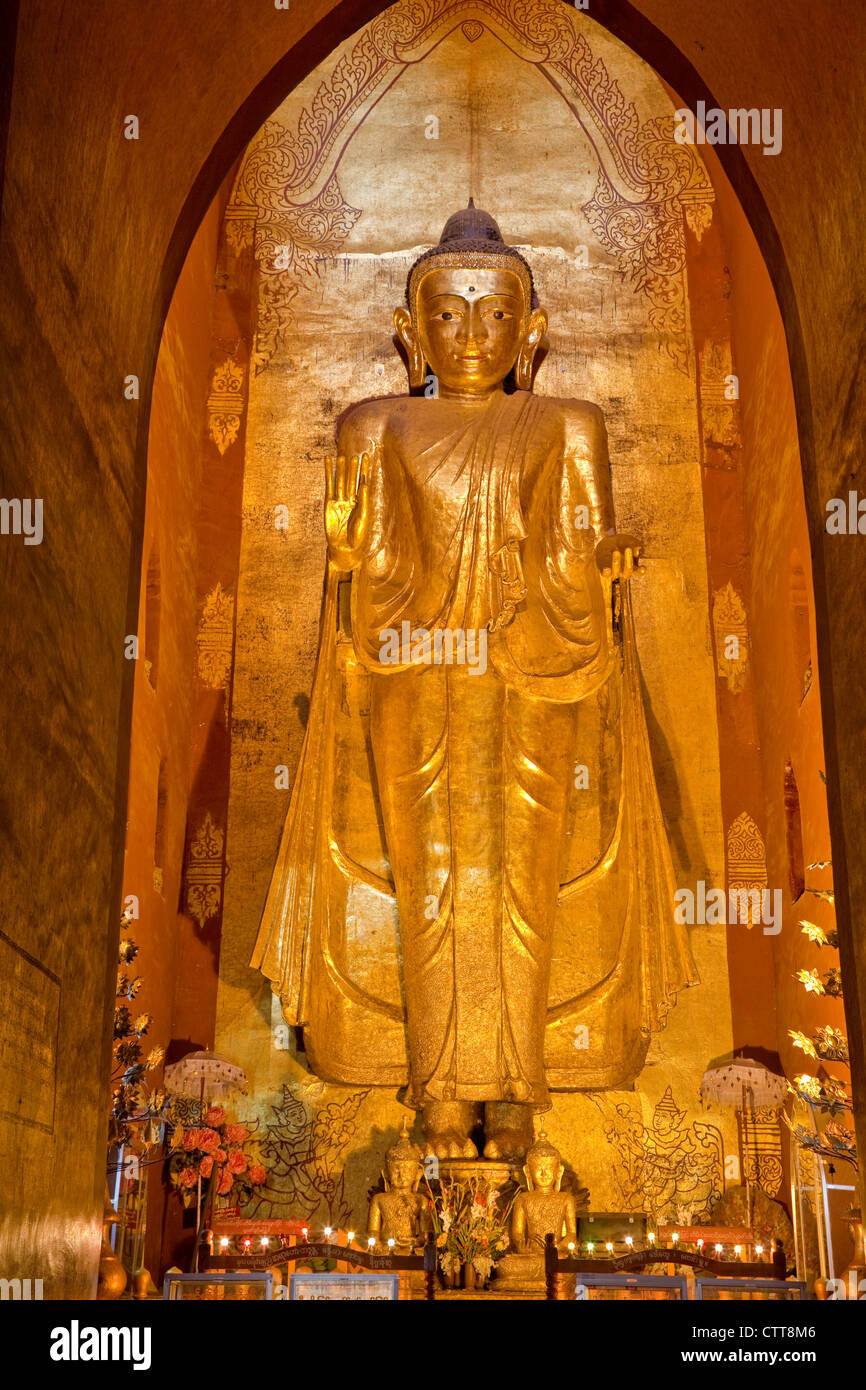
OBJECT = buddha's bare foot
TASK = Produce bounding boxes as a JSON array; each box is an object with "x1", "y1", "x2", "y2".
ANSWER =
[
  {"x1": 483, "y1": 1101, "x2": 536, "y2": 1160},
  {"x1": 483, "y1": 1130, "x2": 527, "y2": 1161},
  {"x1": 422, "y1": 1131, "x2": 478, "y2": 1160},
  {"x1": 421, "y1": 1100, "x2": 479, "y2": 1161}
]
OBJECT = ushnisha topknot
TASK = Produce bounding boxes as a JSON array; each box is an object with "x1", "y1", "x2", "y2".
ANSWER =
[
  {"x1": 406, "y1": 199, "x2": 538, "y2": 318},
  {"x1": 386, "y1": 1114, "x2": 422, "y2": 1165},
  {"x1": 525, "y1": 1125, "x2": 562, "y2": 1165}
]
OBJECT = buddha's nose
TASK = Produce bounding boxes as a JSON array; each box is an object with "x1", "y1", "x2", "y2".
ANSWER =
[{"x1": 460, "y1": 302, "x2": 487, "y2": 345}]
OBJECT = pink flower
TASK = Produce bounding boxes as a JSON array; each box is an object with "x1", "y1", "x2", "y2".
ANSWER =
[
  {"x1": 217, "y1": 1168, "x2": 233, "y2": 1195},
  {"x1": 248, "y1": 1165, "x2": 266, "y2": 1185},
  {"x1": 228, "y1": 1149, "x2": 248, "y2": 1175},
  {"x1": 182, "y1": 1128, "x2": 201, "y2": 1152},
  {"x1": 198, "y1": 1128, "x2": 220, "y2": 1154},
  {"x1": 225, "y1": 1124, "x2": 247, "y2": 1145},
  {"x1": 199, "y1": 1155, "x2": 214, "y2": 1179},
  {"x1": 180, "y1": 1167, "x2": 198, "y2": 1188},
  {"x1": 205, "y1": 1106, "x2": 226, "y2": 1127}
]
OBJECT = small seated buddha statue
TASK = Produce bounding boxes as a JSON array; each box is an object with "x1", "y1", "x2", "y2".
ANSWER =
[
  {"x1": 366, "y1": 1117, "x2": 431, "y2": 1251},
  {"x1": 494, "y1": 1128, "x2": 583, "y2": 1290}
]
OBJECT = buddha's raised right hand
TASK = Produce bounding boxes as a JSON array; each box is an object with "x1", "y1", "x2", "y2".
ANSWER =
[{"x1": 324, "y1": 447, "x2": 373, "y2": 570}]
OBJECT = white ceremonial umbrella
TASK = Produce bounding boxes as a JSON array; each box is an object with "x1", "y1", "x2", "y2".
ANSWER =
[
  {"x1": 163, "y1": 1051, "x2": 248, "y2": 1260},
  {"x1": 700, "y1": 1058, "x2": 787, "y2": 1229},
  {"x1": 164, "y1": 1050, "x2": 248, "y2": 1111}
]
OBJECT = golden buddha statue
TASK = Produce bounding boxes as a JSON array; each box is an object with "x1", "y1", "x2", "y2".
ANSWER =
[
  {"x1": 366, "y1": 1118, "x2": 430, "y2": 1251},
  {"x1": 494, "y1": 1128, "x2": 582, "y2": 1291},
  {"x1": 252, "y1": 202, "x2": 698, "y2": 1161},
  {"x1": 511, "y1": 1129, "x2": 579, "y2": 1252}
]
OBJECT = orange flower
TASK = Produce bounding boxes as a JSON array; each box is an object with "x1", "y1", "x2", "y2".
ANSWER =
[
  {"x1": 182, "y1": 1128, "x2": 201, "y2": 1152},
  {"x1": 198, "y1": 1128, "x2": 220, "y2": 1154},
  {"x1": 248, "y1": 1164, "x2": 266, "y2": 1185},
  {"x1": 225, "y1": 1124, "x2": 247, "y2": 1145},
  {"x1": 180, "y1": 1167, "x2": 198, "y2": 1188},
  {"x1": 199, "y1": 1155, "x2": 214, "y2": 1179},
  {"x1": 217, "y1": 1168, "x2": 233, "y2": 1196},
  {"x1": 205, "y1": 1106, "x2": 226, "y2": 1127},
  {"x1": 228, "y1": 1149, "x2": 248, "y2": 1174}
]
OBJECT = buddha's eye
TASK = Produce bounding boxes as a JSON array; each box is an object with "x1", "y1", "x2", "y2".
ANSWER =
[
  {"x1": 493, "y1": 310, "x2": 505, "y2": 320},
  {"x1": 440, "y1": 311, "x2": 454, "y2": 321}
]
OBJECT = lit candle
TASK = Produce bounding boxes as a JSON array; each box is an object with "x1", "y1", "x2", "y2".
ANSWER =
[
  {"x1": 260, "y1": 1237, "x2": 269, "y2": 1250},
  {"x1": 567, "y1": 1242, "x2": 575, "y2": 1253},
  {"x1": 714, "y1": 1244, "x2": 723, "y2": 1255},
  {"x1": 219, "y1": 1237, "x2": 229, "y2": 1250},
  {"x1": 587, "y1": 1242, "x2": 594, "y2": 1255},
  {"x1": 368, "y1": 1236, "x2": 375, "y2": 1248},
  {"x1": 648, "y1": 1232, "x2": 655, "y2": 1246},
  {"x1": 302, "y1": 1227, "x2": 308, "y2": 1240},
  {"x1": 697, "y1": 1239, "x2": 704, "y2": 1251},
  {"x1": 756, "y1": 1245, "x2": 764, "y2": 1257},
  {"x1": 242, "y1": 1238, "x2": 251, "y2": 1251},
  {"x1": 324, "y1": 1226, "x2": 332, "y2": 1240},
  {"x1": 388, "y1": 1238, "x2": 395, "y2": 1250},
  {"x1": 347, "y1": 1231, "x2": 355, "y2": 1245},
  {"x1": 605, "y1": 1242, "x2": 613, "y2": 1254},
  {"x1": 734, "y1": 1245, "x2": 742, "y2": 1258},
  {"x1": 672, "y1": 1232, "x2": 679, "y2": 1245},
  {"x1": 625, "y1": 1236, "x2": 633, "y2": 1248}
]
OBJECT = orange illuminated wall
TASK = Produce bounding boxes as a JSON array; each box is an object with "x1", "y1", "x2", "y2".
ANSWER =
[{"x1": 120, "y1": 176, "x2": 234, "y2": 1276}]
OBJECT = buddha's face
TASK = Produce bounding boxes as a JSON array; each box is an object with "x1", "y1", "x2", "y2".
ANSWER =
[
  {"x1": 387, "y1": 1156, "x2": 420, "y2": 1192},
  {"x1": 397, "y1": 266, "x2": 545, "y2": 398},
  {"x1": 526, "y1": 1151, "x2": 559, "y2": 1193}
]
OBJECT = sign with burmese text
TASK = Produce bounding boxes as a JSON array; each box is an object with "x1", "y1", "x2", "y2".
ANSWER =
[{"x1": 289, "y1": 1273, "x2": 399, "y2": 1301}]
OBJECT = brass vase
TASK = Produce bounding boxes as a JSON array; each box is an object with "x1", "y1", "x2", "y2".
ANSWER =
[
  {"x1": 840, "y1": 1207, "x2": 866, "y2": 1297},
  {"x1": 97, "y1": 1189, "x2": 127, "y2": 1300},
  {"x1": 132, "y1": 1268, "x2": 157, "y2": 1300}
]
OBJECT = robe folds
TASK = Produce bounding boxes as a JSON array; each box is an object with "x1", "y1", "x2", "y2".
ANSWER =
[{"x1": 252, "y1": 390, "x2": 698, "y2": 1106}]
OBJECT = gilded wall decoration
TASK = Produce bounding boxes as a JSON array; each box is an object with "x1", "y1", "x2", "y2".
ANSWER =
[
  {"x1": 590, "y1": 1088, "x2": 724, "y2": 1224},
  {"x1": 738, "y1": 1104, "x2": 783, "y2": 1198},
  {"x1": 185, "y1": 812, "x2": 225, "y2": 929},
  {"x1": 698, "y1": 340, "x2": 741, "y2": 454},
  {"x1": 726, "y1": 812, "x2": 768, "y2": 927},
  {"x1": 713, "y1": 581, "x2": 749, "y2": 693},
  {"x1": 196, "y1": 582, "x2": 236, "y2": 693},
  {"x1": 247, "y1": 1084, "x2": 367, "y2": 1228},
  {"x1": 207, "y1": 358, "x2": 246, "y2": 454},
  {"x1": 683, "y1": 197, "x2": 713, "y2": 243},
  {"x1": 226, "y1": 0, "x2": 712, "y2": 374}
]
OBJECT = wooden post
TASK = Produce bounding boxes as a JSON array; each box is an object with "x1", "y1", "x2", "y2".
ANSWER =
[
  {"x1": 545, "y1": 1232, "x2": 557, "y2": 1300},
  {"x1": 423, "y1": 1231, "x2": 437, "y2": 1301}
]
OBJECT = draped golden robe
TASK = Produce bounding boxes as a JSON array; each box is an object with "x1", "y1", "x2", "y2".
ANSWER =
[{"x1": 252, "y1": 390, "x2": 698, "y2": 1106}]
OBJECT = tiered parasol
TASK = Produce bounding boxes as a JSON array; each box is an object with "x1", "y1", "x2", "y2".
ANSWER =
[
  {"x1": 700, "y1": 1058, "x2": 787, "y2": 1229},
  {"x1": 163, "y1": 1051, "x2": 248, "y2": 1262}
]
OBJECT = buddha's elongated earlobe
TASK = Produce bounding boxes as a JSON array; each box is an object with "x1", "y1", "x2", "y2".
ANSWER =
[
  {"x1": 408, "y1": 349, "x2": 427, "y2": 389},
  {"x1": 514, "y1": 343, "x2": 536, "y2": 391},
  {"x1": 515, "y1": 307, "x2": 547, "y2": 391},
  {"x1": 394, "y1": 306, "x2": 427, "y2": 388}
]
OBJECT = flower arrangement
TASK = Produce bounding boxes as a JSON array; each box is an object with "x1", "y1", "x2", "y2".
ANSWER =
[
  {"x1": 168, "y1": 1106, "x2": 269, "y2": 1209},
  {"x1": 426, "y1": 1174, "x2": 513, "y2": 1281},
  {"x1": 110, "y1": 925, "x2": 165, "y2": 1149}
]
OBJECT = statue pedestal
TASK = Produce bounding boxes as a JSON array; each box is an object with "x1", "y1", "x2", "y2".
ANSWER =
[
  {"x1": 492, "y1": 1251, "x2": 577, "y2": 1299},
  {"x1": 437, "y1": 1158, "x2": 518, "y2": 1188}
]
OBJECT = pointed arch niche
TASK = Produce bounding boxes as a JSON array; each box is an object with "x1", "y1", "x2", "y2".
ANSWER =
[{"x1": 126, "y1": 0, "x2": 841, "y2": 1272}]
